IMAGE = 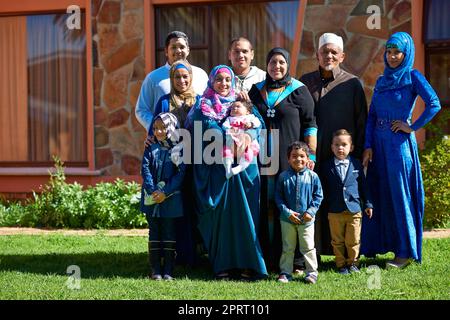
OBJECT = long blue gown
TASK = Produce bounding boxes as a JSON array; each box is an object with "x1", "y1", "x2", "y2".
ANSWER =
[
  {"x1": 361, "y1": 69, "x2": 441, "y2": 262},
  {"x1": 192, "y1": 108, "x2": 268, "y2": 278}
]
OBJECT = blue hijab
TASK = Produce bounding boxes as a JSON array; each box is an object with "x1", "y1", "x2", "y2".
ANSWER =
[{"x1": 377, "y1": 32, "x2": 415, "y2": 92}]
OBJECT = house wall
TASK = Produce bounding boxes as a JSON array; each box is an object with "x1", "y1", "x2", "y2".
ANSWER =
[
  {"x1": 91, "y1": 0, "x2": 147, "y2": 177},
  {"x1": 1, "y1": 0, "x2": 427, "y2": 198},
  {"x1": 92, "y1": 0, "x2": 418, "y2": 176}
]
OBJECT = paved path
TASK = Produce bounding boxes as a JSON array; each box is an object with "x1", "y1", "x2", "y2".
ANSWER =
[{"x1": 0, "y1": 227, "x2": 449, "y2": 238}]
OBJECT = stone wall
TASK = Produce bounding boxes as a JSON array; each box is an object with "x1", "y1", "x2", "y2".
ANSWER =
[
  {"x1": 297, "y1": 0, "x2": 412, "y2": 104},
  {"x1": 92, "y1": 0, "x2": 146, "y2": 175}
]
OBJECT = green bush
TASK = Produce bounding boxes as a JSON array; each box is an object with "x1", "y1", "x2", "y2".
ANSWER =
[
  {"x1": 420, "y1": 108, "x2": 450, "y2": 229},
  {"x1": 0, "y1": 157, "x2": 147, "y2": 229},
  {"x1": 0, "y1": 202, "x2": 31, "y2": 227},
  {"x1": 421, "y1": 137, "x2": 450, "y2": 228}
]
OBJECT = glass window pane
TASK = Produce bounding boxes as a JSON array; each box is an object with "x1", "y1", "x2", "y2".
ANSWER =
[
  {"x1": 429, "y1": 52, "x2": 450, "y2": 103},
  {"x1": 154, "y1": 1, "x2": 299, "y2": 72},
  {"x1": 426, "y1": 0, "x2": 450, "y2": 42},
  {"x1": 27, "y1": 13, "x2": 87, "y2": 162},
  {"x1": 155, "y1": 6, "x2": 207, "y2": 49}
]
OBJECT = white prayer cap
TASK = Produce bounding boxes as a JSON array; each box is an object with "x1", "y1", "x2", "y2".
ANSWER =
[{"x1": 318, "y1": 33, "x2": 344, "y2": 51}]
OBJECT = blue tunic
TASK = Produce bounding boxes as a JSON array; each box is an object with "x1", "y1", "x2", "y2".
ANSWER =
[
  {"x1": 192, "y1": 108, "x2": 268, "y2": 277},
  {"x1": 361, "y1": 70, "x2": 441, "y2": 262}
]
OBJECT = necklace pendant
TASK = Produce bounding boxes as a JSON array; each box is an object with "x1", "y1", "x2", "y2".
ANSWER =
[{"x1": 267, "y1": 109, "x2": 275, "y2": 118}]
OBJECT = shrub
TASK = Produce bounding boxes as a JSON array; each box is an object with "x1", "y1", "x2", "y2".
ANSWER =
[
  {"x1": 420, "y1": 108, "x2": 450, "y2": 229},
  {"x1": 0, "y1": 157, "x2": 147, "y2": 229},
  {"x1": 421, "y1": 137, "x2": 450, "y2": 228}
]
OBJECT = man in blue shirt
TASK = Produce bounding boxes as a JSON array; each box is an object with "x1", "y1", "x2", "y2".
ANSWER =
[{"x1": 135, "y1": 31, "x2": 208, "y2": 131}]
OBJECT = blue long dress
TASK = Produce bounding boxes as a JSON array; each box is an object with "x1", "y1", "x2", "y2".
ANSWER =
[
  {"x1": 192, "y1": 108, "x2": 268, "y2": 278},
  {"x1": 361, "y1": 34, "x2": 441, "y2": 262}
]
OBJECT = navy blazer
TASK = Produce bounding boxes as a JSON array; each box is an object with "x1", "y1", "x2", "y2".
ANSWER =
[{"x1": 320, "y1": 156, "x2": 372, "y2": 213}]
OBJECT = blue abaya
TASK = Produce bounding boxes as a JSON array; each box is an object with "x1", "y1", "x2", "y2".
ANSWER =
[
  {"x1": 192, "y1": 109, "x2": 268, "y2": 278},
  {"x1": 361, "y1": 34, "x2": 441, "y2": 262}
]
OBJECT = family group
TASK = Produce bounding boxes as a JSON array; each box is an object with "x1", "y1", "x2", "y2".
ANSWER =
[{"x1": 135, "y1": 30, "x2": 441, "y2": 283}]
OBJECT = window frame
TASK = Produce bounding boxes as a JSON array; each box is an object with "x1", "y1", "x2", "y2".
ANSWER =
[
  {"x1": 145, "y1": 0, "x2": 306, "y2": 76},
  {"x1": 0, "y1": 0, "x2": 94, "y2": 170},
  {"x1": 425, "y1": 46, "x2": 450, "y2": 108}
]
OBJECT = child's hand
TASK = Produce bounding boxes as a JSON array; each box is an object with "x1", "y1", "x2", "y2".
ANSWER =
[
  {"x1": 244, "y1": 122, "x2": 253, "y2": 129},
  {"x1": 151, "y1": 190, "x2": 166, "y2": 204},
  {"x1": 288, "y1": 212, "x2": 301, "y2": 225},
  {"x1": 302, "y1": 213, "x2": 313, "y2": 223},
  {"x1": 365, "y1": 208, "x2": 373, "y2": 219},
  {"x1": 306, "y1": 159, "x2": 315, "y2": 170}
]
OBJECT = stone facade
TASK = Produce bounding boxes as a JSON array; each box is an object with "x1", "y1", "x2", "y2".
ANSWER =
[
  {"x1": 91, "y1": 0, "x2": 412, "y2": 175},
  {"x1": 92, "y1": 0, "x2": 146, "y2": 175},
  {"x1": 297, "y1": 0, "x2": 411, "y2": 104}
]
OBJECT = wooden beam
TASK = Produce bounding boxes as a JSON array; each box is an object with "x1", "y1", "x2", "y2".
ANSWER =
[{"x1": 290, "y1": 0, "x2": 307, "y2": 77}]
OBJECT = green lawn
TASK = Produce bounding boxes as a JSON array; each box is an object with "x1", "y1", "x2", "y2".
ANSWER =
[{"x1": 0, "y1": 234, "x2": 449, "y2": 300}]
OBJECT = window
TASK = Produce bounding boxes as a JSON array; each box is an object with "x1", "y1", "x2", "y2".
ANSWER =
[
  {"x1": 0, "y1": 12, "x2": 87, "y2": 166},
  {"x1": 154, "y1": 0, "x2": 300, "y2": 72},
  {"x1": 424, "y1": 0, "x2": 450, "y2": 134},
  {"x1": 425, "y1": 0, "x2": 450, "y2": 42}
]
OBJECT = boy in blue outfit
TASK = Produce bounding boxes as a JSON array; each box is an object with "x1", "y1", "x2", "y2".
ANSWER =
[
  {"x1": 140, "y1": 112, "x2": 186, "y2": 281},
  {"x1": 321, "y1": 129, "x2": 373, "y2": 274},
  {"x1": 275, "y1": 141, "x2": 323, "y2": 284}
]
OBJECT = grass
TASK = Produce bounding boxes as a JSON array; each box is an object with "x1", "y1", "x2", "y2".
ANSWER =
[{"x1": 0, "y1": 234, "x2": 449, "y2": 300}]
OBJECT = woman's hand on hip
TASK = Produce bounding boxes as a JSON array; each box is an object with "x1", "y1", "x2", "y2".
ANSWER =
[
  {"x1": 362, "y1": 148, "x2": 373, "y2": 167},
  {"x1": 391, "y1": 120, "x2": 413, "y2": 133}
]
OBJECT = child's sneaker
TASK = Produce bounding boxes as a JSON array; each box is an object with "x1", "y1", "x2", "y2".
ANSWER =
[
  {"x1": 277, "y1": 274, "x2": 290, "y2": 283},
  {"x1": 151, "y1": 273, "x2": 162, "y2": 281},
  {"x1": 338, "y1": 267, "x2": 350, "y2": 275},
  {"x1": 163, "y1": 274, "x2": 174, "y2": 281},
  {"x1": 304, "y1": 273, "x2": 317, "y2": 284},
  {"x1": 348, "y1": 264, "x2": 360, "y2": 273}
]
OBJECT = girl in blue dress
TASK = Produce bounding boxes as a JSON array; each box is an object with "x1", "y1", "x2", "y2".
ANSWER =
[
  {"x1": 140, "y1": 112, "x2": 186, "y2": 280},
  {"x1": 361, "y1": 32, "x2": 441, "y2": 268}
]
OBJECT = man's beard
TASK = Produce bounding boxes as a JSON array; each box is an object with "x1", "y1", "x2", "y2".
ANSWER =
[{"x1": 323, "y1": 64, "x2": 336, "y2": 71}]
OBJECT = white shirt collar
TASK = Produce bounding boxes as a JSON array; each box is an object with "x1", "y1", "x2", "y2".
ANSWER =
[{"x1": 334, "y1": 157, "x2": 349, "y2": 166}]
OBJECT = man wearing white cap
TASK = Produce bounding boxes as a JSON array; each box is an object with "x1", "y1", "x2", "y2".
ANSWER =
[{"x1": 299, "y1": 32, "x2": 368, "y2": 258}]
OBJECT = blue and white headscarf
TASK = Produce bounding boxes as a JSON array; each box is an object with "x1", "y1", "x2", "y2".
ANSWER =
[
  {"x1": 377, "y1": 32, "x2": 415, "y2": 92},
  {"x1": 152, "y1": 112, "x2": 179, "y2": 147}
]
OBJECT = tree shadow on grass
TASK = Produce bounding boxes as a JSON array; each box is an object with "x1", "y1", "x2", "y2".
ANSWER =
[
  {"x1": 317, "y1": 254, "x2": 394, "y2": 272},
  {"x1": 0, "y1": 252, "x2": 214, "y2": 281}
]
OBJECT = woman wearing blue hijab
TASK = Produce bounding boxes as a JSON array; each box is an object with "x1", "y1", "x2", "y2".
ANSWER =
[{"x1": 361, "y1": 32, "x2": 441, "y2": 268}]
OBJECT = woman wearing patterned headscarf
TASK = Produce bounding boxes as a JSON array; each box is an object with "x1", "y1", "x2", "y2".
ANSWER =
[
  {"x1": 152, "y1": 60, "x2": 201, "y2": 268},
  {"x1": 361, "y1": 32, "x2": 441, "y2": 268},
  {"x1": 249, "y1": 47, "x2": 317, "y2": 272},
  {"x1": 140, "y1": 112, "x2": 186, "y2": 281},
  {"x1": 192, "y1": 65, "x2": 268, "y2": 281}
]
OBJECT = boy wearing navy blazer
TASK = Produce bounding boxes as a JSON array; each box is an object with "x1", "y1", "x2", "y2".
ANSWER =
[{"x1": 321, "y1": 129, "x2": 373, "y2": 274}]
